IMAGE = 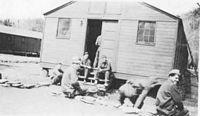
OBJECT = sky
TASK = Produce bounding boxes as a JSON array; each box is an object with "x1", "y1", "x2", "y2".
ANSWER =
[{"x1": 0, "y1": 0, "x2": 199, "y2": 19}]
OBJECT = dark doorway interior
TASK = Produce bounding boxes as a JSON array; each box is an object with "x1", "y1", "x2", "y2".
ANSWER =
[{"x1": 85, "y1": 19, "x2": 102, "y2": 65}]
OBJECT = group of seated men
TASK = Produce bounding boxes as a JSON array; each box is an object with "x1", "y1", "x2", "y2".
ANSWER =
[
  {"x1": 49, "y1": 54, "x2": 189, "y2": 116},
  {"x1": 78, "y1": 52, "x2": 111, "y2": 86},
  {"x1": 49, "y1": 52, "x2": 111, "y2": 95}
]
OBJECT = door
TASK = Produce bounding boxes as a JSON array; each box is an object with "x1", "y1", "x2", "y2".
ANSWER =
[
  {"x1": 100, "y1": 21, "x2": 118, "y2": 71},
  {"x1": 84, "y1": 20, "x2": 102, "y2": 64}
]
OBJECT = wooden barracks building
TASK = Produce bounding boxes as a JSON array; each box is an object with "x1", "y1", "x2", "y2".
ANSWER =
[
  {"x1": 0, "y1": 25, "x2": 42, "y2": 56},
  {"x1": 40, "y1": 1, "x2": 188, "y2": 80}
]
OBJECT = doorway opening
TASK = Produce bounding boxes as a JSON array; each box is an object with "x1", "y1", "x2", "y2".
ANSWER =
[{"x1": 84, "y1": 19, "x2": 102, "y2": 65}]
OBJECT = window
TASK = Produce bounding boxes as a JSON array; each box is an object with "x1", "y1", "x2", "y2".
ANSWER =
[
  {"x1": 57, "y1": 18, "x2": 71, "y2": 39},
  {"x1": 136, "y1": 21, "x2": 156, "y2": 45}
]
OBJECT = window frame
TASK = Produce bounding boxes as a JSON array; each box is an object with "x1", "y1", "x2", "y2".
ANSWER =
[
  {"x1": 136, "y1": 20, "x2": 156, "y2": 46},
  {"x1": 56, "y1": 18, "x2": 71, "y2": 39}
]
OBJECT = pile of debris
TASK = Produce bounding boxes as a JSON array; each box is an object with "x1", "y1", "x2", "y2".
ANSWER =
[
  {"x1": 50, "y1": 88, "x2": 156, "y2": 116},
  {"x1": 0, "y1": 60, "x2": 38, "y2": 64},
  {"x1": 0, "y1": 78, "x2": 50, "y2": 89},
  {"x1": 0, "y1": 54, "x2": 39, "y2": 64}
]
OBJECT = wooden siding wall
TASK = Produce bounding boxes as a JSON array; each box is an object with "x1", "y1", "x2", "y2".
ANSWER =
[
  {"x1": 121, "y1": 3, "x2": 175, "y2": 21},
  {"x1": 41, "y1": 17, "x2": 86, "y2": 65},
  {"x1": 47, "y1": 2, "x2": 88, "y2": 18},
  {"x1": 117, "y1": 20, "x2": 177, "y2": 78},
  {"x1": 100, "y1": 21, "x2": 119, "y2": 71},
  {"x1": 0, "y1": 33, "x2": 41, "y2": 55},
  {"x1": 43, "y1": 2, "x2": 180, "y2": 79}
]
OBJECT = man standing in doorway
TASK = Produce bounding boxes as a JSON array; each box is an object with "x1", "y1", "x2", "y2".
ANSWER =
[{"x1": 93, "y1": 35, "x2": 102, "y2": 68}]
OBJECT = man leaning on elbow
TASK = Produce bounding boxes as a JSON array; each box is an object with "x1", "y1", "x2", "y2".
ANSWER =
[{"x1": 156, "y1": 69, "x2": 189, "y2": 116}]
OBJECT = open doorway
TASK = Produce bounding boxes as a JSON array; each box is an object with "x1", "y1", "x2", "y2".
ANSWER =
[{"x1": 84, "y1": 19, "x2": 102, "y2": 65}]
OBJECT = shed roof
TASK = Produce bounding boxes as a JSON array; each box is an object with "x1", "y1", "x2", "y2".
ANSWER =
[
  {"x1": 43, "y1": 1, "x2": 180, "y2": 20},
  {"x1": 139, "y1": 2, "x2": 180, "y2": 20},
  {"x1": 44, "y1": 1, "x2": 76, "y2": 16},
  {"x1": 0, "y1": 25, "x2": 42, "y2": 39}
]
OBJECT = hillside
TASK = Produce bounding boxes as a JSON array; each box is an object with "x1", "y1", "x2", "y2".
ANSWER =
[
  {"x1": 181, "y1": 7, "x2": 199, "y2": 68},
  {"x1": 0, "y1": 18, "x2": 44, "y2": 33}
]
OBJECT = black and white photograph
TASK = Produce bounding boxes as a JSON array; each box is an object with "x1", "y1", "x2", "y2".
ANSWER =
[{"x1": 0, "y1": 0, "x2": 198, "y2": 116}]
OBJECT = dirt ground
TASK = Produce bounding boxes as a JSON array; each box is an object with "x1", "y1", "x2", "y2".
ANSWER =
[{"x1": 0, "y1": 54, "x2": 198, "y2": 116}]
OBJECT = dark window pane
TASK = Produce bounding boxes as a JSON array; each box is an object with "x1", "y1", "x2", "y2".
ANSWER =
[
  {"x1": 138, "y1": 29, "x2": 144, "y2": 36},
  {"x1": 144, "y1": 36, "x2": 149, "y2": 42},
  {"x1": 138, "y1": 35, "x2": 143, "y2": 41},
  {"x1": 139, "y1": 22, "x2": 145, "y2": 28},
  {"x1": 144, "y1": 30, "x2": 150, "y2": 35},
  {"x1": 149, "y1": 36, "x2": 154, "y2": 42},
  {"x1": 145, "y1": 23, "x2": 151, "y2": 29},
  {"x1": 150, "y1": 23, "x2": 155, "y2": 29},
  {"x1": 150, "y1": 30, "x2": 155, "y2": 35}
]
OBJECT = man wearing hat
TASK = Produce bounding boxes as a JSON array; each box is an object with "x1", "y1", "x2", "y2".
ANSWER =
[
  {"x1": 61, "y1": 56, "x2": 86, "y2": 98},
  {"x1": 155, "y1": 69, "x2": 189, "y2": 116}
]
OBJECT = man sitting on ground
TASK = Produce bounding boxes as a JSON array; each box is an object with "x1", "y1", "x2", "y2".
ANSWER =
[
  {"x1": 156, "y1": 69, "x2": 189, "y2": 116},
  {"x1": 61, "y1": 57, "x2": 86, "y2": 98},
  {"x1": 94, "y1": 55, "x2": 111, "y2": 86},
  {"x1": 50, "y1": 63, "x2": 64, "y2": 85}
]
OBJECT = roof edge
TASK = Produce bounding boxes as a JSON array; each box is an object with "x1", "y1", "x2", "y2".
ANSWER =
[
  {"x1": 0, "y1": 25, "x2": 42, "y2": 39},
  {"x1": 43, "y1": 1, "x2": 182, "y2": 21},
  {"x1": 43, "y1": 1, "x2": 76, "y2": 16},
  {"x1": 139, "y1": 2, "x2": 181, "y2": 20}
]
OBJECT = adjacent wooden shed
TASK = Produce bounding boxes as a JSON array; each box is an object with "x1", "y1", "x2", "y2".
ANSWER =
[
  {"x1": 41, "y1": 1, "x2": 188, "y2": 80},
  {"x1": 0, "y1": 25, "x2": 42, "y2": 56}
]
